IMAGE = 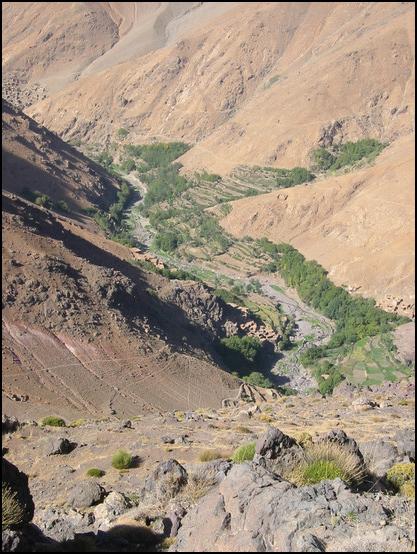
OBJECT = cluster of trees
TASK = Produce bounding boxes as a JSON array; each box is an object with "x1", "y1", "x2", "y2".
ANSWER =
[
  {"x1": 270, "y1": 166, "x2": 315, "y2": 187},
  {"x1": 312, "y1": 139, "x2": 386, "y2": 171},
  {"x1": 218, "y1": 335, "x2": 262, "y2": 372},
  {"x1": 259, "y1": 239, "x2": 405, "y2": 393},
  {"x1": 123, "y1": 142, "x2": 190, "y2": 168},
  {"x1": 272, "y1": 243, "x2": 402, "y2": 346},
  {"x1": 142, "y1": 163, "x2": 193, "y2": 213}
]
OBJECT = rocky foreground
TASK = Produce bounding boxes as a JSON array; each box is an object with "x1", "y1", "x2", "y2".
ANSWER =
[{"x1": 2, "y1": 382, "x2": 415, "y2": 552}]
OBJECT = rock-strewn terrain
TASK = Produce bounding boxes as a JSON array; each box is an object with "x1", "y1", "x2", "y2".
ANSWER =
[{"x1": 2, "y1": 381, "x2": 415, "y2": 551}]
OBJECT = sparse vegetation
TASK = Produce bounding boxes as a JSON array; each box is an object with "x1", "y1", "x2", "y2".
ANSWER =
[
  {"x1": 69, "y1": 419, "x2": 86, "y2": 427},
  {"x1": 117, "y1": 127, "x2": 129, "y2": 139},
  {"x1": 111, "y1": 450, "x2": 133, "y2": 470},
  {"x1": 2, "y1": 484, "x2": 25, "y2": 529},
  {"x1": 40, "y1": 416, "x2": 66, "y2": 427},
  {"x1": 86, "y1": 468, "x2": 105, "y2": 478},
  {"x1": 198, "y1": 449, "x2": 228, "y2": 462},
  {"x1": 231, "y1": 442, "x2": 256, "y2": 463},
  {"x1": 386, "y1": 462, "x2": 415, "y2": 497},
  {"x1": 289, "y1": 442, "x2": 365, "y2": 486}
]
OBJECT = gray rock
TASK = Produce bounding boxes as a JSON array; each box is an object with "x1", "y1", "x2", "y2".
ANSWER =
[
  {"x1": 44, "y1": 437, "x2": 76, "y2": 456},
  {"x1": 359, "y1": 440, "x2": 400, "y2": 479},
  {"x1": 34, "y1": 507, "x2": 94, "y2": 542},
  {"x1": 2, "y1": 528, "x2": 29, "y2": 552},
  {"x1": 254, "y1": 426, "x2": 304, "y2": 475},
  {"x1": 173, "y1": 463, "x2": 412, "y2": 552},
  {"x1": 161, "y1": 436, "x2": 175, "y2": 444},
  {"x1": 67, "y1": 480, "x2": 106, "y2": 509},
  {"x1": 142, "y1": 459, "x2": 187, "y2": 501},
  {"x1": 94, "y1": 491, "x2": 132, "y2": 528},
  {"x1": 395, "y1": 428, "x2": 415, "y2": 461}
]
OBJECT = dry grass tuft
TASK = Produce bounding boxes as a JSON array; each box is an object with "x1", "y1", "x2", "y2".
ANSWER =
[
  {"x1": 2, "y1": 484, "x2": 25, "y2": 529},
  {"x1": 180, "y1": 467, "x2": 219, "y2": 504},
  {"x1": 289, "y1": 441, "x2": 365, "y2": 486},
  {"x1": 198, "y1": 449, "x2": 229, "y2": 462}
]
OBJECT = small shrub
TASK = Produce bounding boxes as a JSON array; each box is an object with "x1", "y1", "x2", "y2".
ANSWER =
[
  {"x1": 243, "y1": 371, "x2": 274, "y2": 389},
  {"x1": 400, "y1": 481, "x2": 415, "y2": 499},
  {"x1": 296, "y1": 432, "x2": 313, "y2": 447},
  {"x1": 40, "y1": 416, "x2": 66, "y2": 427},
  {"x1": 112, "y1": 450, "x2": 133, "y2": 470},
  {"x1": 174, "y1": 411, "x2": 185, "y2": 422},
  {"x1": 117, "y1": 127, "x2": 129, "y2": 139},
  {"x1": 290, "y1": 442, "x2": 365, "y2": 486},
  {"x1": 160, "y1": 537, "x2": 176, "y2": 550},
  {"x1": 2, "y1": 484, "x2": 25, "y2": 529},
  {"x1": 198, "y1": 449, "x2": 227, "y2": 462},
  {"x1": 69, "y1": 418, "x2": 86, "y2": 427},
  {"x1": 386, "y1": 462, "x2": 415, "y2": 495},
  {"x1": 56, "y1": 200, "x2": 69, "y2": 212},
  {"x1": 231, "y1": 442, "x2": 256, "y2": 463},
  {"x1": 86, "y1": 468, "x2": 105, "y2": 478}
]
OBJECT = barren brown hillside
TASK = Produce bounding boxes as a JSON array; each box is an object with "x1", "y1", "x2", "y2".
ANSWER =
[
  {"x1": 219, "y1": 135, "x2": 415, "y2": 316},
  {"x1": 2, "y1": 192, "x2": 240, "y2": 420},
  {"x1": 1, "y1": 2, "x2": 412, "y2": 174}
]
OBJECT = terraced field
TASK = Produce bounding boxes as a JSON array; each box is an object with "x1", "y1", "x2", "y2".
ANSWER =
[{"x1": 340, "y1": 334, "x2": 414, "y2": 386}]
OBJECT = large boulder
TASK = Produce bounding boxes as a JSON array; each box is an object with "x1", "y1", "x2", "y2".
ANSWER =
[
  {"x1": 67, "y1": 480, "x2": 106, "y2": 509},
  {"x1": 44, "y1": 437, "x2": 76, "y2": 456},
  {"x1": 254, "y1": 427, "x2": 304, "y2": 475},
  {"x1": 34, "y1": 507, "x2": 94, "y2": 542},
  {"x1": 142, "y1": 459, "x2": 187, "y2": 501},
  {"x1": 172, "y1": 462, "x2": 414, "y2": 552},
  {"x1": 359, "y1": 440, "x2": 400, "y2": 479}
]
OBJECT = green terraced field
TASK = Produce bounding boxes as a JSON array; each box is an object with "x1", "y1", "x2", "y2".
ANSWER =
[{"x1": 340, "y1": 334, "x2": 413, "y2": 386}]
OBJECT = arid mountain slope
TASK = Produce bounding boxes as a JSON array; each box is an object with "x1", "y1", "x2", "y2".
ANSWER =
[
  {"x1": 2, "y1": 192, "x2": 240, "y2": 420},
  {"x1": 2, "y1": 100, "x2": 120, "y2": 212},
  {"x1": 219, "y1": 135, "x2": 415, "y2": 316},
  {"x1": 2, "y1": 2, "x2": 413, "y2": 173}
]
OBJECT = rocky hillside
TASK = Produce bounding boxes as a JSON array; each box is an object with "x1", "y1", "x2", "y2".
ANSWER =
[
  {"x1": 2, "y1": 2, "x2": 414, "y2": 313},
  {"x1": 2, "y1": 100, "x2": 121, "y2": 213},
  {"x1": 2, "y1": 380, "x2": 415, "y2": 551},
  {"x1": 2, "y1": 189, "x2": 250, "y2": 419}
]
